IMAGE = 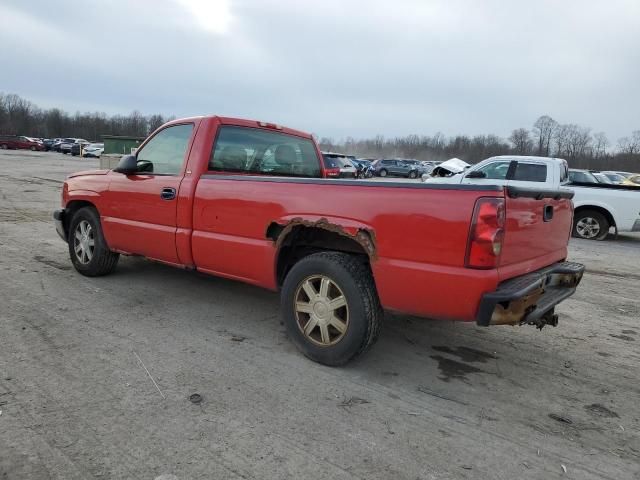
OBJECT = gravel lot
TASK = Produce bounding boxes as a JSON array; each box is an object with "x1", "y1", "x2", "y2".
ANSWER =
[{"x1": 1, "y1": 150, "x2": 639, "y2": 480}]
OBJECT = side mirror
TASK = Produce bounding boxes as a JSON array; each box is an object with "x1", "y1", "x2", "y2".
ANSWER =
[
  {"x1": 113, "y1": 154, "x2": 137, "y2": 174},
  {"x1": 466, "y1": 170, "x2": 486, "y2": 179}
]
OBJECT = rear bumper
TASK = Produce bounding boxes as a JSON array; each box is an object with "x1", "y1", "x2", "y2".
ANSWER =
[
  {"x1": 476, "y1": 261, "x2": 585, "y2": 327},
  {"x1": 53, "y1": 209, "x2": 67, "y2": 241}
]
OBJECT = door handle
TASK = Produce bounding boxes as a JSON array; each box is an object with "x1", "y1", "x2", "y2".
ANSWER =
[
  {"x1": 160, "y1": 187, "x2": 176, "y2": 200},
  {"x1": 543, "y1": 205, "x2": 554, "y2": 222}
]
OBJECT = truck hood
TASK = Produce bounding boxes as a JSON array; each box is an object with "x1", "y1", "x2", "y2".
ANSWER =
[
  {"x1": 432, "y1": 158, "x2": 470, "y2": 175},
  {"x1": 67, "y1": 169, "x2": 110, "y2": 179},
  {"x1": 422, "y1": 158, "x2": 470, "y2": 183}
]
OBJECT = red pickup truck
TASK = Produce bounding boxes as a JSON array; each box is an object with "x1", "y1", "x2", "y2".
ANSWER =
[{"x1": 54, "y1": 116, "x2": 584, "y2": 365}]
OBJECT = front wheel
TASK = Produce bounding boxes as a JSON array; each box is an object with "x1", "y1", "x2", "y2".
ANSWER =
[
  {"x1": 68, "y1": 207, "x2": 119, "y2": 276},
  {"x1": 30, "y1": 146, "x2": 36, "y2": 151},
  {"x1": 281, "y1": 252, "x2": 383, "y2": 366},
  {"x1": 408, "y1": 170, "x2": 417, "y2": 179},
  {"x1": 572, "y1": 210, "x2": 609, "y2": 240}
]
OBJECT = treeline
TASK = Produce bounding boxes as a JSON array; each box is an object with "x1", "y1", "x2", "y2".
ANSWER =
[
  {"x1": 0, "y1": 93, "x2": 172, "y2": 140},
  {"x1": 319, "y1": 115, "x2": 640, "y2": 171},
  {"x1": 1, "y1": 92, "x2": 639, "y2": 171}
]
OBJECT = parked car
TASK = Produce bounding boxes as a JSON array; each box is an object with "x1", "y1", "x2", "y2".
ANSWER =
[
  {"x1": 348, "y1": 158, "x2": 371, "y2": 178},
  {"x1": 321, "y1": 152, "x2": 358, "y2": 178},
  {"x1": 53, "y1": 138, "x2": 76, "y2": 153},
  {"x1": 600, "y1": 171, "x2": 629, "y2": 184},
  {"x1": 0, "y1": 135, "x2": 45, "y2": 151},
  {"x1": 424, "y1": 155, "x2": 640, "y2": 240},
  {"x1": 60, "y1": 138, "x2": 89, "y2": 154},
  {"x1": 81, "y1": 143, "x2": 104, "y2": 158},
  {"x1": 43, "y1": 139, "x2": 58, "y2": 151},
  {"x1": 622, "y1": 174, "x2": 640, "y2": 187},
  {"x1": 71, "y1": 140, "x2": 92, "y2": 156},
  {"x1": 53, "y1": 115, "x2": 584, "y2": 366},
  {"x1": 592, "y1": 172, "x2": 613, "y2": 184},
  {"x1": 373, "y1": 158, "x2": 423, "y2": 178}
]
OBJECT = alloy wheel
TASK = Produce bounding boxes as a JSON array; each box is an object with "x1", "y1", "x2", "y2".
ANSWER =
[
  {"x1": 294, "y1": 275, "x2": 349, "y2": 346},
  {"x1": 73, "y1": 220, "x2": 95, "y2": 264}
]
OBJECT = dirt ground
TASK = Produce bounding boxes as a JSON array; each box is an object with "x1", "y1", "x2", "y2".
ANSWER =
[{"x1": 0, "y1": 150, "x2": 638, "y2": 480}]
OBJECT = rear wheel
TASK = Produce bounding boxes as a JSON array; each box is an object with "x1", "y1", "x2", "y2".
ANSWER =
[
  {"x1": 379, "y1": 169, "x2": 388, "y2": 177},
  {"x1": 281, "y1": 252, "x2": 383, "y2": 366},
  {"x1": 572, "y1": 210, "x2": 609, "y2": 240},
  {"x1": 408, "y1": 170, "x2": 418, "y2": 179},
  {"x1": 68, "y1": 207, "x2": 119, "y2": 276},
  {"x1": 0, "y1": 144, "x2": 7, "y2": 150},
  {"x1": 30, "y1": 146, "x2": 36, "y2": 151}
]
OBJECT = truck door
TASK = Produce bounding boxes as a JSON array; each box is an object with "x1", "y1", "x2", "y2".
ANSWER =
[{"x1": 102, "y1": 123, "x2": 194, "y2": 264}]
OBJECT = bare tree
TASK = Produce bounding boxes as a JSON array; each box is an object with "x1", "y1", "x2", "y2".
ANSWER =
[
  {"x1": 592, "y1": 132, "x2": 609, "y2": 159},
  {"x1": 509, "y1": 128, "x2": 533, "y2": 155},
  {"x1": 533, "y1": 115, "x2": 557, "y2": 156},
  {"x1": 618, "y1": 130, "x2": 640, "y2": 155}
]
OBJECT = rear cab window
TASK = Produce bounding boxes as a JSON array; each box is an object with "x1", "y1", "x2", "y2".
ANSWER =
[
  {"x1": 210, "y1": 126, "x2": 321, "y2": 177},
  {"x1": 513, "y1": 162, "x2": 547, "y2": 182}
]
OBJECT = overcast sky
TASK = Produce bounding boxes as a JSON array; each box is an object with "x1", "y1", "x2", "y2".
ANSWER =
[{"x1": 1, "y1": 0, "x2": 638, "y2": 141}]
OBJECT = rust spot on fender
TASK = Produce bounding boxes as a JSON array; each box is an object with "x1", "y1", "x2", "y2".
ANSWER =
[{"x1": 270, "y1": 217, "x2": 377, "y2": 260}]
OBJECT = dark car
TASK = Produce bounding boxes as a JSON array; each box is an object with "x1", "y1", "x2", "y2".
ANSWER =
[
  {"x1": 53, "y1": 138, "x2": 76, "y2": 152},
  {"x1": 43, "y1": 139, "x2": 58, "y2": 151},
  {"x1": 0, "y1": 135, "x2": 45, "y2": 151},
  {"x1": 71, "y1": 140, "x2": 92, "y2": 156},
  {"x1": 60, "y1": 138, "x2": 89, "y2": 154},
  {"x1": 373, "y1": 158, "x2": 423, "y2": 178}
]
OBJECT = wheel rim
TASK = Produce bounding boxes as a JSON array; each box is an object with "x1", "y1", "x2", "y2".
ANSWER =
[
  {"x1": 73, "y1": 220, "x2": 95, "y2": 264},
  {"x1": 294, "y1": 275, "x2": 349, "y2": 347},
  {"x1": 409, "y1": 171, "x2": 416, "y2": 178},
  {"x1": 576, "y1": 217, "x2": 601, "y2": 239},
  {"x1": 380, "y1": 170, "x2": 387, "y2": 177}
]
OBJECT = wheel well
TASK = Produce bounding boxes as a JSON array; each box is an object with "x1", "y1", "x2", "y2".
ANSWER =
[
  {"x1": 574, "y1": 205, "x2": 615, "y2": 228},
  {"x1": 64, "y1": 200, "x2": 96, "y2": 233},
  {"x1": 269, "y1": 223, "x2": 373, "y2": 286}
]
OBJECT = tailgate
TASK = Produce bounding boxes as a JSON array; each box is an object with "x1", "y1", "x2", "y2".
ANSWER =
[{"x1": 498, "y1": 186, "x2": 574, "y2": 281}]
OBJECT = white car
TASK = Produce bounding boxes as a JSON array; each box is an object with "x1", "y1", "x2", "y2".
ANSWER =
[
  {"x1": 423, "y1": 155, "x2": 640, "y2": 240},
  {"x1": 321, "y1": 152, "x2": 358, "y2": 178},
  {"x1": 82, "y1": 143, "x2": 104, "y2": 158}
]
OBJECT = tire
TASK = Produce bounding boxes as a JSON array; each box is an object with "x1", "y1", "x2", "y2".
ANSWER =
[
  {"x1": 281, "y1": 252, "x2": 383, "y2": 366},
  {"x1": 572, "y1": 210, "x2": 609, "y2": 241},
  {"x1": 68, "y1": 207, "x2": 119, "y2": 276},
  {"x1": 62, "y1": 151, "x2": 68, "y2": 155},
  {"x1": 30, "y1": 146, "x2": 36, "y2": 151},
  {"x1": 0, "y1": 144, "x2": 7, "y2": 150},
  {"x1": 408, "y1": 170, "x2": 417, "y2": 179},
  {"x1": 379, "y1": 169, "x2": 388, "y2": 177}
]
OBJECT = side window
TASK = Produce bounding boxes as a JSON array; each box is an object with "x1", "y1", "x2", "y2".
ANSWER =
[
  {"x1": 513, "y1": 163, "x2": 547, "y2": 182},
  {"x1": 559, "y1": 162, "x2": 569, "y2": 183},
  {"x1": 209, "y1": 126, "x2": 321, "y2": 178},
  {"x1": 475, "y1": 161, "x2": 511, "y2": 179},
  {"x1": 136, "y1": 124, "x2": 193, "y2": 175}
]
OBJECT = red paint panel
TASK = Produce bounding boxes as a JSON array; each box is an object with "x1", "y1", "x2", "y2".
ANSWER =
[
  {"x1": 499, "y1": 196, "x2": 573, "y2": 280},
  {"x1": 373, "y1": 257, "x2": 498, "y2": 321},
  {"x1": 191, "y1": 177, "x2": 496, "y2": 316}
]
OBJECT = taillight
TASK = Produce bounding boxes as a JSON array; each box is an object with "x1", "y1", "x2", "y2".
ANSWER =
[
  {"x1": 465, "y1": 198, "x2": 505, "y2": 269},
  {"x1": 325, "y1": 168, "x2": 340, "y2": 178}
]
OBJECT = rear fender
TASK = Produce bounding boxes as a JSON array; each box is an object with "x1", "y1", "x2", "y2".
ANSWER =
[{"x1": 269, "y1": 214, "x2": 377, "y2": 259}]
